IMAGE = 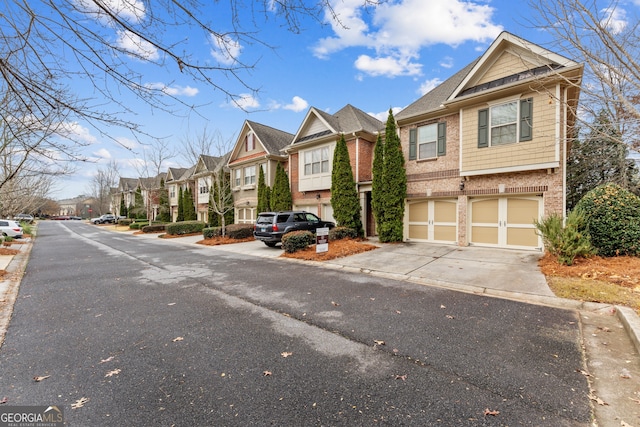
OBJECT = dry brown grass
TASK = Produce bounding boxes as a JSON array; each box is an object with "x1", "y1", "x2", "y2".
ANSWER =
[{"x1": 539, "y1": 254, "x2": 640, "y2": 312}]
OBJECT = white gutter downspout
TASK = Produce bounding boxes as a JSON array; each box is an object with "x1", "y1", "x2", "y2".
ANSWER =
[
  {"x1": 353, "y1": 132, "x2": 359, "y2": 182},
  {"x1": 561, "y1": 85, "x2": 567, "y2": 218}
]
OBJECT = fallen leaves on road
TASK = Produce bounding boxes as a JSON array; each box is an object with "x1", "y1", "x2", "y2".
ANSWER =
[
  {"x1": 33, "y1": 375, "x2": 50, "y2": 382},
  {"x1": 374, "y1": 340, "x2": 385, "y2": 346},
  {"x1": 331, "y1": 301, "x2": 340, "y2": 307},
  {"x1": 0, "y1": 397, "x2": 7, "y2": 404},
  {"x1": 394, "y1": 374, "x2": 407, "y2": 381},
  {"x1": 71, "y1": 397, "x2": 89, "y2": 409},
  {"x1": 483, "y1": 408, "x2": 500, "y2": 416},
  {"x1": 172, "y1": 337, "x2": 184, "y2": 342},
  {"x1": 281, "y1": 352, "x2": 292, "y2": 358},
  {"x1": 589, "y1": 393, "x2": 608, "y2": 406},
  {"x1": 99, "y1": 356, "x2": 114, "y2": 364},
  {"x1": 105, "y1": 369, "x2": 121, "y2": 377},
  {"x1": 263, "y1": 370, "x2": 272, "y2": 376}
]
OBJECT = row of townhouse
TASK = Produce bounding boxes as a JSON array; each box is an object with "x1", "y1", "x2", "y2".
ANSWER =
[{"x1": 113, "y1": 32, "x2": 583, "y2": 251}]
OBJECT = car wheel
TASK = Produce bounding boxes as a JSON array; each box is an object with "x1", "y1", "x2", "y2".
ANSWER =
[{"x1": 264, "y1": 242, "x2": 277, "y2": 247}]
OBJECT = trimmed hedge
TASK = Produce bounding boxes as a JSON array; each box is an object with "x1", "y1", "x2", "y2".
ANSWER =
[
  {"x1": 129, "y1": 221, "x2": 149, "y2": 230},
  {"x1": 329, "y1": 226, "x2": 358, "y2": 241},
  {"x1": 203, "y1": 223, "x2": 255, "y2": 239},
  {"x1": 281, "y1": 230, "x2": 314, "y2": 253},
  {"x1": 165, "y1": 221, "x2": 206, "y2": 236},
  {"x1": 141, "y1": 223, "x2": 167, "y2": 233}
]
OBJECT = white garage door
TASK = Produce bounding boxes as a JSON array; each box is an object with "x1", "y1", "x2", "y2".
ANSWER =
[
  {"x1": 469, "y1": 196, "x2": 542, "y2": 250},
  {"x1": 407, "y1": 199, "x2": 457, "y2": 243}
]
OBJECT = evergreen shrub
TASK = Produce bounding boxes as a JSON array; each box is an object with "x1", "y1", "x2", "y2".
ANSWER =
[
  {"x1": 165, "y1": 221, "x2": 206, "y2": 236},
  {"x1": 281, "y1": 230, "x2": 314, "y2": 253},
  {"x1": 203, "y1": 227, "x2": 222, "y2": 239},
  {"x1": 534, "y1": 211, "x2": 594, "y2": 265},
  {"x1": 574, "y1": 183, "x2": 640, "y2": 256},
  {"x1": 328, "y1": 226, "x2": 358, "y2": 241},
  {"x1": 141, "y1": 224, "x2": 166, "y2": 233},
  {"x1": 225, "y1": 224, "x2": 254, "y2": 239}
]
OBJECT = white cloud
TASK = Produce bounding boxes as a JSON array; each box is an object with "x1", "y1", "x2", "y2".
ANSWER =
[
  {"x1": 117, "y1": 30, "x2": 159, "y2": 61},
  {"x1": 369, "y1": 107, "x2": 404, "y2": 122},
  {"x1": 210, "y1": 34, "x2": 243, "y2": 65},
  {"x1": 145, "y1": 82, "x2": 199, "y2": 97},
  {"x1": 283, "y1": 96, "x2": 309, "y2": 112},
  {"x1": 439, "y1": 56, "x2": 454, "y2": 69},
  {"x1": 92, "y1": 148, "x2": 112, "y2": 159},
  {"x1": 313, "y1": 0, "x2": 502, "y2": 77},
  {"x1": 115, "y1": 137, "x2": 137, "y2": 151},
  {"x1": 75, "y1": 0, "x2": 146, "y2": 24},
  {"x1": 57, "y1": 122, "x2": 98, "y2": 144},
  {"x1": 418, "y1": 78, "x2": 443, "y2": 95},
  {"x1": 600, "y1": 7, "x2": 627, "y2": 34},
  {"x1": 354, "y1": 54, "x2": 421, "y2": 77},
  {"x1": 232, "y1": 94, "x2": 260, "y2": 110}
]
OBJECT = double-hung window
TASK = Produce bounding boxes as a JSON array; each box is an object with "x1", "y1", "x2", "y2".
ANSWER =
[
  {"x1": 409, "y1": 122, "x2": 446, "y2": 160},
  {"x1": 304, "y1": 147, "x2": 329, "y2": 175},
  {"x1": 478, "y1": 98, "x2": 532, "y2": 148},
  {"x1": 234, "y1": 169, "x2": 241, "y2": 187},
  {"x1": 244, "y1": 165, "x2": 256, "y2": 185}
]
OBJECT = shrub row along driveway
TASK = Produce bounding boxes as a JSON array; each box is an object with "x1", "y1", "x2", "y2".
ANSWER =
[{"x1": 0, "y1": 221, "x2": 595, "y2": 425}]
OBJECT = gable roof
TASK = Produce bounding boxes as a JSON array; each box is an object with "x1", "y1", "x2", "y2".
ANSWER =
[
  {"x1": 195, "y1": 153, "x2": 231, "y2": 175},
  {"x1": 396, "y1": 31, "x2": 581, "y2": 123},
  {"x1": 247, "y1": 121, "x2": 293, "y2": 155},
  {"x1": 118, "y1": 177, "x2": 139, "y2": 192},
  {"x1": 291, "y1": 104, "x2": 383, "y2": 146}
]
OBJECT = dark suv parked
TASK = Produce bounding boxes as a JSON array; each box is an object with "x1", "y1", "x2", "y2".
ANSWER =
[{"x1": 253, "y1": 211, "x2": 335, "y2": 247}]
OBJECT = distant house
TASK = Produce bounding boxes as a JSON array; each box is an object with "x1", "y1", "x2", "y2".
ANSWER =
[
  {"x1": 165, "y1": 166, "x2": 195, "y2": 222},
  {"x1": 395, "y1": 32, "x2": 583, "y2": 250},
  {"x1": 138, "y1": 173, "x2": 167, "y2": 220},
  {"x1": 193, "y1": 153, "x2": 231, "y2": 223},
  {"x1": 114, "y1": 177, "x2": 138, "y2": 217},
  {"x1": 227, "y1": 120, "x2": 293, "y2": 224},
  {"x1": 284, "y1": 104, "x2": 383, "y2": 235}
]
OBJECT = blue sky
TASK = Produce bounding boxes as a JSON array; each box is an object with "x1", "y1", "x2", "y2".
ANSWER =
[{"x1": 50, "y1": 0, "x2": 574, "y2": 199}]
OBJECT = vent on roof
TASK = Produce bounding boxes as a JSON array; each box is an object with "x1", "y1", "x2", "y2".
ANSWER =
[
  {"x1": 458, "y1": 64, "x2": 563, "y2": 97},
  {"x1": 295, "y1": 130, "x2": 332, "y2": 144}
]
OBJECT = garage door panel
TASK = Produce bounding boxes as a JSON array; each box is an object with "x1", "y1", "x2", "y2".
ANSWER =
[
  {"x1": 507, "y1": 228, "x2": 539, "y2": 247},
  {"x1": 409, "y1": 224, "x2": 429, "y2": 240},
  {"x1": 507, "y1": 198, "x2": 539, "y2": 224},
  {"x1": 433, "y1": 200, "x2": 456, "y2": 222},
  {"x1": 409, "y1": 202, "x2": 429, "y2": 222},
  {"x1": 471, "y1": 226, "x2": 499, "y2": 244},
  {"x1": 434, "y1": 225, "x2": 456, "y2": 242},
  {"x1": 471, "y1": 199, "x2": 499, "y2": 223}
]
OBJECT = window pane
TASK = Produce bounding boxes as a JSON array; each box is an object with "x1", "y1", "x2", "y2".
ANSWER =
[
  {"x1": 321, "y1": 160, "x2": 329, "y2": 173},
  {"x1": 321, "y1": 147, "x2": 329, "y2": 161},
  {"x1": 305, "y1": 164, "x2": 312, "y2": 175},
  {"x1": 491, "y1": 124, "x2": 517, "y2": 145},
  {"x1": 312, "y1": 150, "x2": 320, "y2": 162},
  {"x1": 312, "y1": 162, "x2": 320, "y2": 174},
  {"x1": 418, "y1": 124, "x2": 436, "y2": 143},
  {"x1": 491, "y1": 102, "x2": 517, "y2": 126},
  {"x1": 419, "y1": 142, "x2": 436, "y2": 159},
  {"x1": 305, "y1": 151, "x2": 312, "y2": 164}
]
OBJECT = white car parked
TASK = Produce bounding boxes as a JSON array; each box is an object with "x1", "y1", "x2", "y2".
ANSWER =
[{"x1": 0, "y1": 219, "x2": 24, "y2": 238}]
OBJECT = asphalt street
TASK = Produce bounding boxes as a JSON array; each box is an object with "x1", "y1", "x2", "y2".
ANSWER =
[{"x1": 0, "y1": 221, "x2": 607, "y2": 425}]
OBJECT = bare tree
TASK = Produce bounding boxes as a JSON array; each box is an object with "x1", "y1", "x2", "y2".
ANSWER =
[
  {"x1": 136, "y1": 139, "x2": 177, "y2": 178},
  {"x1": 88, "y1": 160, "x2": 120, "y2": 215},
  {"x1": 1, "y1": 1, "x2": 370, "y2": 201},
  {"x1": 530, "y1": 0, "x2": 640, "y2": 149},
  {"x1": 180, "y1": 125, "x2": 227, "y2": 166}
]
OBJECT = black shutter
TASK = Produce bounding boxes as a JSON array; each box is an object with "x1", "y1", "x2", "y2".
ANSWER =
[
  {"x1": 437, "y1": 122, "x2": 446, "y2": 156},
  {"x1": 478, "y1": 109, "x2": 489, "y2": 148},
  {"x1": 519, "y1": 98, "x2": 533, "y2": 141},
  {"x1": 409, "y1": 128, "x2": 417, "y2": 160}
]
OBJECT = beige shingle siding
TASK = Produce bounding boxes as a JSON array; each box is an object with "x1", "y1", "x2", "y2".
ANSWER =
[
  {"x1": 461, "y1": 91, "x2": 559, "y2": 173},
  {"x1": 475, "y1": 52, "x2": 538, "y2": 86}
]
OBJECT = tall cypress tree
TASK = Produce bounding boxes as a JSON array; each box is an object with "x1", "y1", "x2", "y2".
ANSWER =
[
  {"x1": 331, "y1": 134, "x2": 364, "y2": 236},
  {"x1": 119, "y1": 193, "x2": 128, "y2": 218},
  {"x1": 134, "y1": 187, "x2": 146, "y2": 219},
  {"x1": 379, "y1": 109, "x2": 406, "y2": 242},
  {"x1": 257, "y1": 166, "x2": 271, "y2": 212},
  {"x1": 157, "y1": 178, "x2": 170, "y2": 222},
  {"x1": 183, "y1": 187, "x2": 197, "y2": 220},
  {"x1": 371, "y1": 132, "x2": 384, "y2": 231},
  {"x1": 271, "y1": 163, "x2": 292, "y2": 211},
  {"x1": 177, "y1": 187, "x2": 185, "y2": 222}
]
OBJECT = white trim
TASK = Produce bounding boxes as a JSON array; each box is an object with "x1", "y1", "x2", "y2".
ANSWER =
[
  {"x1": 461, "y1": 161, "x2": 560, "y2": 176},
  {"x1": 555, "y1": 84, "x2": 561, "y2": 162}
]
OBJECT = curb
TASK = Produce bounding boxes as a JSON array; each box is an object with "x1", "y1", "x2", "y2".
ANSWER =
[{"x1": 0, "y1": 240, "x2": 33, "y2": 349}]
